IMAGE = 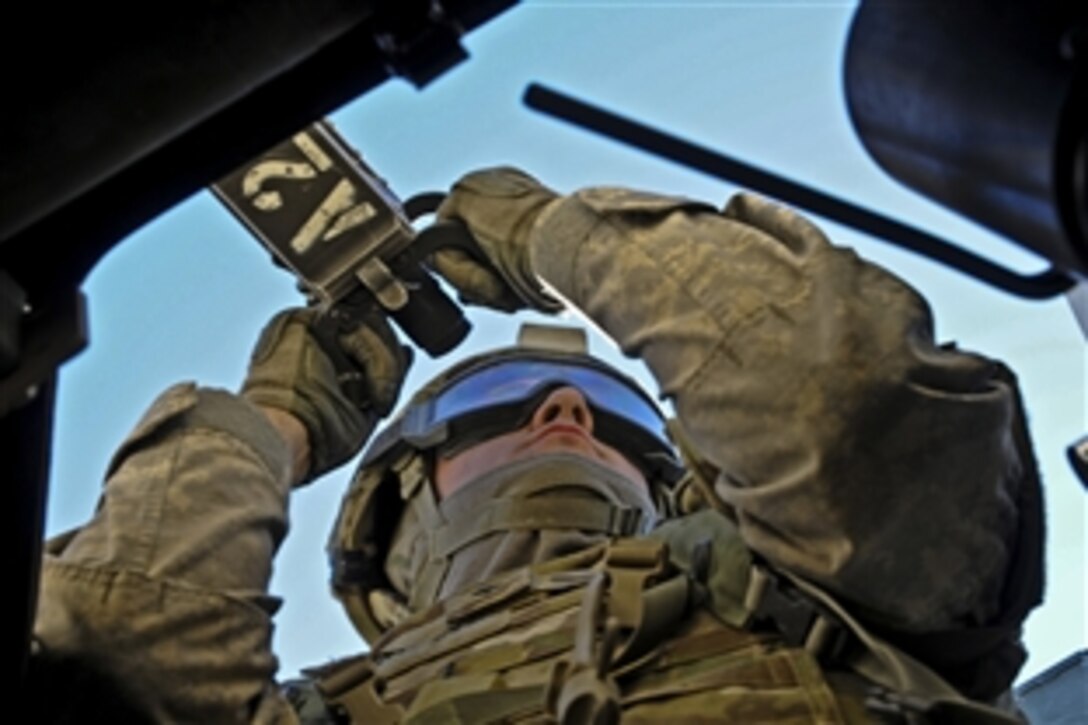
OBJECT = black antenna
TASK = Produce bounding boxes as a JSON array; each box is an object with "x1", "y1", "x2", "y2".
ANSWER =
[{"x1": 523, "y1": 83, "x2": 1076, "y2": 300}]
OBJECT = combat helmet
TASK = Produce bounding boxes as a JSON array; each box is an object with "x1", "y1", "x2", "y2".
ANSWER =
[{"x1": 327, "y1": 323, "x2": 688, "y2": 643}]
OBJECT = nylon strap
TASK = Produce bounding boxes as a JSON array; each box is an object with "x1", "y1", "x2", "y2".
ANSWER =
[
  {"x1": 552, "y1": 571, "x2": 623, "y2": 725},
  {"x1": 431, "y1": 497, "x2": 647, "y2": 559},
  {"x1": 311, "y1": 654, "x2": 404, "y2": 724},
  {"x1": 396, "y1": 453, "x2": 448, "y2": 610},
  {"x1": 602, "y1": 539, "x2": 692, "y2": 667}
]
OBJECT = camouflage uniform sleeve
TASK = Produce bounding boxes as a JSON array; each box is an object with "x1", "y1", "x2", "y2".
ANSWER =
[
  {"x1": 34, "y1": 382, "x2": 300, "y2": 724},
  {"x1": 529, "y1": 188, "x2": 1030, "y2": 635}
]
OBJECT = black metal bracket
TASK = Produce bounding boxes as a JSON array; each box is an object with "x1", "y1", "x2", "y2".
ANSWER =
[
  {"x1": 0, "y1": 289, "x2": 87, "y2": 418},
  {"x1": 370, "y1": 1, "x2": 517, "y2": 88},
  {"x1": 0, "y1": 270, "x2": 27, "y2": 378}
]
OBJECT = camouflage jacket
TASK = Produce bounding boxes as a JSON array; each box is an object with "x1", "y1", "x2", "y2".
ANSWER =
[{"x1": 33, "y1": 186, "x2": 1042, "y2": 722}]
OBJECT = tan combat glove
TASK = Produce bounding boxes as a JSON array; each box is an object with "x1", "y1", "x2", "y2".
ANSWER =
[
  {"x1": 432, "y1": 166, "x2": 565, "y2": 313},
  {"x1": 241, "y1": 306, "x2": 411, "y2": 486}
]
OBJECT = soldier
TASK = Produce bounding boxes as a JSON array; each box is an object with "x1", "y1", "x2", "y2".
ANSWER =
[{"x1": 34, "y1": 168, "x2": 1044, "y2": 723}]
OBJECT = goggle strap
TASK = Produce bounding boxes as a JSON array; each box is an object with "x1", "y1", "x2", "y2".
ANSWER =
[{"x1": 517, "y1": 323, "x2": 588, "y2": 354}]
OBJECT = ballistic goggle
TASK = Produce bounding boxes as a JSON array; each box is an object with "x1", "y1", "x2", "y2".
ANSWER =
[{"x1": 362, "y1": 352, "x2": 684, "y2": 482}]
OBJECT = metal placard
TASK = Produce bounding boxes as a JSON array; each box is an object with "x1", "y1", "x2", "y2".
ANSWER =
[{"x1": 212, "y1": 120, "x2": 414, "y2": 305}]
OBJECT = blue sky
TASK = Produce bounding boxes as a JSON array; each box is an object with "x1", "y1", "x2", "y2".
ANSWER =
[{"x1": 46, "y1": 2, "x2": 1084, "y2": 683}]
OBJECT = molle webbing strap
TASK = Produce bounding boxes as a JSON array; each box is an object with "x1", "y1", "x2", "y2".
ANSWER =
[
  {"x1": 379, "y1": 589, "x2": 584, "y2": 706},
  {"x1": 311, "y1": 654, "x2": 405, "y2": 724},
  {"x1": 376, "y1": 553, "x2": 607, "y2": 688},
  {"x1": 551, "y1": 571, "x2": 623, "y2": 724},
  {"x1": 394, "y1": 450, "x2": 428, "y2": 501},
  {"x1": 394, "y1": 453, "x2": 445, "y2": 611},
  {"x1": 431, "y1": 497, "x2": 648, "y2": 559},
  {"x1": 548, "y1": 539, "x2": 694, "y2": 724},
  {"x1": 603, "y1": 539, "x2": 692, "y2": 666}
]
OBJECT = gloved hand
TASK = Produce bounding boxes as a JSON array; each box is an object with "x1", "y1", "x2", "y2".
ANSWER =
[
  {"x1": 431, "y1": 166, "x2": 565, "y2": 314},
  {"x1": 241, "y1": 306, "x2": 411, "y2": 485}
]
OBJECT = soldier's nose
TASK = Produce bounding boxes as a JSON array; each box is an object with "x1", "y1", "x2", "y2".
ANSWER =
[{"x1": 530, "y1": 386, "x2": 595, "y2": 433}]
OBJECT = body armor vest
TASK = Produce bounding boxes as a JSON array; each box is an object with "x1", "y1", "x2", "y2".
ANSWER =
[{"x1": 295, "y1": 510, "x2": 1022, "y2": 724}]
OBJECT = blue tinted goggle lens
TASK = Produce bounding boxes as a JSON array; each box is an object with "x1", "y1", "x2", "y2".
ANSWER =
[{"x1": 432, "y1": 360, "x2": 670, "y2": 447}]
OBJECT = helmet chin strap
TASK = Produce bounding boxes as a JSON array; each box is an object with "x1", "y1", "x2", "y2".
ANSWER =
[{"x1": 385, "y1": 453, "x2": 659, "y2": 612}]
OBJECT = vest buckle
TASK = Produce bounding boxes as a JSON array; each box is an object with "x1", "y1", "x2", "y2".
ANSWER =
[{"x1": 744, "y1": 563, "x2": 852, "y2": 664}]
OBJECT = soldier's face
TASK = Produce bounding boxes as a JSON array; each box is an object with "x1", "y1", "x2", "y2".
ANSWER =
[{"x1": 434, "y1": 385, "x2": 649, "y2": 498}]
